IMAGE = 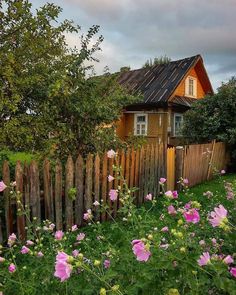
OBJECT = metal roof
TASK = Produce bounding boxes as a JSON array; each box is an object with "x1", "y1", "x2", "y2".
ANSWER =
[{"x1": 117, "y1": 55, "x2": 201, "y2": 105}]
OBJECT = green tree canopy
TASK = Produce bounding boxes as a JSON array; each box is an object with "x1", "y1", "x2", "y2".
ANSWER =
[
  {"x1": 142, "y1": 55, "x2": 171, "y2": 68},
  {"x1": 182, "y1": 77, "x2": 236, "y2": 157},
  {"x1": 0, "y1": 0, "x2": 138, "y2": 158}
]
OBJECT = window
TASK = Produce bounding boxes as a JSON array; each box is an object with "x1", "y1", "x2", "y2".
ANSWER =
[
  {"x1": 134, "y1": 114, "x2": 148, "y2": 136},
  {"x1": 185, "y1": 76, "x2": 197, "y2": 97},
  {"x1": 174, "y1": 114, "x2": 183, "y2": 137}
]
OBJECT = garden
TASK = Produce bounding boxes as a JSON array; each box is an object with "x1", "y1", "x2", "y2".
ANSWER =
[{"x1": 0, "y1": 151, "x2": 235, "y2": 295}]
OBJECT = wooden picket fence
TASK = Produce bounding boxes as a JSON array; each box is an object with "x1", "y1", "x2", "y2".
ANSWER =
[
  {"x1": 167, "y1": 141, "x2": 228, "y2": 190},
  {"x1": 0, "y1": 143, "x2": 166, "y2": 242}
]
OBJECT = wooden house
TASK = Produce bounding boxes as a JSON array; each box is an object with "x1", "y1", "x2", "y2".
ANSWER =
[{"x1": 115, "y1": 55, "x2": 213, "y2": 146}]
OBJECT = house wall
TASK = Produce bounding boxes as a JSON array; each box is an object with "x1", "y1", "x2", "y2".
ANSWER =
[
  {"x1": 173, "y1": 67, "x2": 205, "y2": 98},
  {"x1": 116, "y1": 111, "x2": 168, "y2": 144}
]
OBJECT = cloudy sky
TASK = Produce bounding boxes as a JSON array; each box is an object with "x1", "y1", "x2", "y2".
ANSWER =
[{"x1": 34, "y1": 0, "x2": 236, "y2": 90}]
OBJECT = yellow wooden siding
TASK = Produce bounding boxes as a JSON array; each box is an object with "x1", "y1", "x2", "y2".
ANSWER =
[
  {"x1": 167, "y1": 147, "x2": 175, "y2": 190},
  {"x1": 173, "y1": 67, "x2": 205, "y2": 99}
]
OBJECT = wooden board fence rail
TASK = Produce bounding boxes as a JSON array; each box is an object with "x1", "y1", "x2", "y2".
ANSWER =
[{"x1": 0, "y1": 144, "x2": 166, "y2": 241}]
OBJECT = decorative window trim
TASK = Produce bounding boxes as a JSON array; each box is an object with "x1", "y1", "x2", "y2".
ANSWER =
[
  {"x1": 185, "y1": 76, "x2": 197, "y2": 98},
  {"x1": 134, "y1": 113, "x2": 148, "y2": 136},
  {"x1": 173, "y1": 113, "x2": 183, "y2": 137}
]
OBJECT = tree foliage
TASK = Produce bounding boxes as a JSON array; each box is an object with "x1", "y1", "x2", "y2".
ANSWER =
[
  {"x1": 143, "y1": 55, "x2": 171, "y2": 68},
  {"x1": 0, "y1": 0, "x2": 138, "y2": 158},
  {"x1": 182, "y1": 77, "x2": 236, "y2": 157}
]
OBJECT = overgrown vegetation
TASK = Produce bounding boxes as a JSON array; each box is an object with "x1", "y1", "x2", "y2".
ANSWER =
[
  {"x1": 0, "y1": 0, "x2": 139, "y2": 159},
  {"x1": 142, "y1": 55, "x2": 171, "y2": 68}
]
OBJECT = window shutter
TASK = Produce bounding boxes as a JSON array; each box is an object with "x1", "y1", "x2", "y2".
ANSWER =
[{"x1": 194, "y1": 79, "x2": 197, "y2": 97}]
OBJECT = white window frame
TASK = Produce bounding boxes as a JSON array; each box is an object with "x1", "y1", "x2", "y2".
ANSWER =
[
  {"x1": 173, "y1": 113, "x2": 183, "y2": 137},
  {"x1": 185, "y1": 76, "x2": 197, "y2": 98},
  {"x1": 134, "y1": 113, "x2": 148, "y2": 136}
]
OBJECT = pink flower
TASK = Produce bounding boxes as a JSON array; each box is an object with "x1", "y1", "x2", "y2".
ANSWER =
[
  {"x1": 159, "y1": 244, "x2": 169, "y2": 250},
  {"x1": 8, "y1": 263, "x2": 16, "y2": 273},
  {"x1": 183, "y1": 209, "x2": 200, "y2": 224},
  {"x1": 209, "y1": 205, "x2": 228, "y2": 227},
  {"x1": 159, "y1": 178, "x2": 166, "y2": 184},
  {"x1": 76, "y1": 233, "x2": 85, "y2": 241},
  {"x1": 55, "y1": 230, "x2": 64, "y2": 240},
  {"x1": 71, "y1": 225, "x2": 78, "y2": 232},
  {"x1": 197, "y1": 252, "x2": 211, "y2": 266},
  {"x1": 108, "y1": 175, "x2": 115, "y2": 182},
  {"x1": 183, "y1": 178, "x2": 189, "y2": 185},
  {"x1": 83, "y1": 209, "x2": 92, "y2": 221},
  {"x1": 93, "y1": 200, "x2": 100, "y2": 206},
  {"x1": 49, "y1": 223, "x2": 55, "y2": 230},
  {"x1": 37, "y1": 251, "x2": 44, "y2": 257},
  {"x1": 168, "y1": 205, "x2": 177, "y2": 215},
  {"x1": 54, "y1": 252, "x2": 72, "y2": 282},
  {"x1": 8, "y1": 233, "x2": 16, "y2": 247},
  {"x1": 199, "y1": 240, "x2": 205, "y2": 246},
  {"x1": 211, "y1": 238, "x2": 217, "y2": 245},
  {"x1": 21, "y1": 246, "x2": 30, "y2": 254},
  {"x1": 104, "y1": 259, "x2": 111, "y2": 269},
  {"x1": 26, "y1": 240, "x2": 34, "y2": 246},
  {"x1": 172, "y1": 191, "x2": 178, "y2": 199},
  {"x1": 145, "y1": 193, "x2": 152, "y2": 201},
  {"x1": 184, "y1": 202, "x2": 191, "y2": 209},
  {"x1": 220, "y1": 170, "x2": 226, "y2": 175},
  {"x1": 161, "y1": 226, "x2": 169, "y2": 232},
  {"x1": 0, "y1": 181, "x2": 7, "y2": 192},
  {"x1": 165, "y1": 190, "x2": 173, "y2": 199},
  {"x1": 132, "y1": 240, "x2": 151, "y2": 262},
  {"x1": 109, "y1": 189, "x2": 118, "y2": 201},
  {"x1": 0, "y1": 257, "x2": 5, "y2": 263},
  {"x1": 230, "y1": 267, "x2": 236, "y2": 278},
  {"x1": 107, "y1": 149, "x2": 116, "y2": 158},
  {"x1": 223, "y1": 255, "x2": 234, "y2": 264},
  {"x1": 72, "y1": 250, "x2": 79, "y2": 257}
]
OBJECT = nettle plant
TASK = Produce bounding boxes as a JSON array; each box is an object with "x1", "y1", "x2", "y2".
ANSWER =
[{"x1": 0, "y1": 152, "x2": 235, "y2": 295}]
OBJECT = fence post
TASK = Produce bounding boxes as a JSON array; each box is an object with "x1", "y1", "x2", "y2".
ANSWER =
[{"x1": 175, "y1": 146, "x2": 184, "y2": 190}]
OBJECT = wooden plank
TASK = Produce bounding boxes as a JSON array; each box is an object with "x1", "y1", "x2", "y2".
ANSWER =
[
  {"x1": 149, "y1": 145, "x2": 155, "y2": 194},
  {"x1": 23, "y1": 163, "x2": 30, "y2": 227},
  {"x1": 138, "y1": 146, "x2": 145, "y2": 205},
  {"x1": 75, "y1": 155, "x2": 84, "y2": 226},
  {"x1": 101, "y1": 153, "x2": 108, "y2": 221},
  {"x1": 134, "y1": 148, "x2": 140, "y2": 204},
  {"x1": 84, "y1": 153, "x2": 93, "y2": 211},
  {"x1": 55, "y1": 159, "x2": 63, "y2": 230},
  {"x1": 30, "y1": 160, "x2": 41, "y2": 221},
  {"x1": 119, "y1": 149, "x2": 125, "y2": 210},
  {"x1": 15, "y1": 161, "x2": 26, "y2": 239},
  {"x1": 130, "y1": 148, "x2": 135, "y2": 188},
  {"x1": 3, "y1": 161, "x2": 12, "y2": 237},
  {"x1": 144, "y1": 145, "x2": 151, "y2": 196},
  {"x1": 125, "y1": 148, "x2": 130, "y2": 187},
  {"x1": 113, "y1": 151, "x2": 119, "y2": 218},
  {"x1": 94, "y1": 153, "x2": 100, "y2": 221},
  {"x1": 108, "y1": 156, "x2": 114, "y2": 218},
  {"x1": 43, "y1": 159, "x2": 54, "y2": 221},
  {"x1": 65, "y1": 156, "x2": 74, "y2": 229}
]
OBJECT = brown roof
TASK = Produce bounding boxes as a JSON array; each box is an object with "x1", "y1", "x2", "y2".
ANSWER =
[
  {"x1": 117, "y1": 55, "x2": 210, "y2": 105},
  {"x1": 170, "y1": 96, "x2": 199, "y2": 107}
]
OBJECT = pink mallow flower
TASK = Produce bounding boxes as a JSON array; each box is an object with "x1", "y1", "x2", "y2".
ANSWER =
[
  {"x1": 107, "y1": 150, "x2": 116, "y2": 158},
  {"x1": 132, "y1": 240, "x2": 151, "y2": 262},
  {"x1": 221, "y1": 170, "x2": 226, "y2": 175},
  {"x1": 168, "y1": 205, "x2": 177, "y2": 215},
  {"x1": 76, "y1": 233, "x2": 85, "y2": 241},
  {"x1": 21, "y1": 246, "x2": 30, "y2": 254},
  {"x1": 8, "y1": 263, "x2": 16, "y2": 273},
  {"x1": 109, "y1": 189, "x2": 118, "y2": 202},
  {"x1": 183, "y1": 209, "x2": 200, "y2": 224},
  {"x1": 104, "y1": 259, "x2": 111, "y2": 269},
  {"x1": 26, "y1": 240, "x2": 34, "y2": 246},
  {"x1": 161, "y1": 226, "x2": 169, "y2": 232},
  {"x1": 72, "y1": 250, "x2": 79, "y2": 257},
  {"x1": 159, "y1": 178, "x2": 166, "y2": 184},
  {"x1": 183, "y1": 178, "x2": 189, "y2": 185},
  {"x1": 230, "y1": 267, "x2": 236, "y2": 278},
  {"x1": 108, "y1": 175, "x2": 115, "y2": 182},
  {"x1": 172, "y1": 191, "x2": 178, "y2": 199},
  {"x1": 37, "y1": 251, "x2": 44, "y2": 257},
  {"x1": 145, "y1": 193, "x2": 152, "y2": 201},
  {"x1": 0, "y1": 181, "x2": 7, "y2": 192},
  {"x1": 55, "y1": 230, "x2": 64, "y2": 240},
  {"x1": 197, "y1": 252, "x2": 211, "y2": 266},
  {"x1": 71, "y1": 225, "x2": 78, "y2": 232},
  {"x1": 8, "y1": 233, "x2": 17, "y2": 247},
  {"x1": 223, "y1": 255, "x2": 234, "y2": 265},
  {"x1": 83, "y1": 209, "x2": 93, "y2": 221},
  {"x1": 54, "y1": 252, "x2": 73, "y2": 282},
  {"x1": 209, "y1": 205, "x2": 228, "y2": 228}
]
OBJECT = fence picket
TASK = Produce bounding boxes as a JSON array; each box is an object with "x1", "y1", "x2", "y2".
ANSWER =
[
  {"x1": 75, "y1": 155, "x2": 84, "y2": 226},
  {"x1": 3, "y1": 161, "x2": 12, "y2": 238},
  {"x1": 65, "y1": 156, "x2": 74, "y2": 229},
  {"x1": 55, "y1": 160, "x2": 63, "y2": 230}
]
